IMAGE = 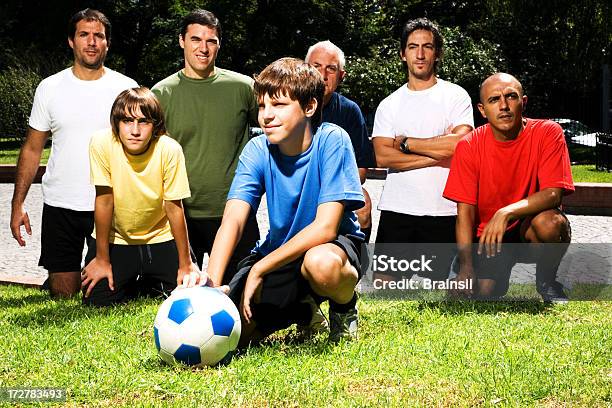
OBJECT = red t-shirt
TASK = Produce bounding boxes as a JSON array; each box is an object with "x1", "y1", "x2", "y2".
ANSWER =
[{"x1": 443, "y1": 118, "x2": 574, "y2": 236}]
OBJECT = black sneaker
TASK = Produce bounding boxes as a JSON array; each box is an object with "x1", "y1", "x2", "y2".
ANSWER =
[
  {"x1": 329, "y1": 306, "x2": 358, "y2": 343},
  {"x1": 537, "y1": 281, "x2": 569, "y2": 304}
]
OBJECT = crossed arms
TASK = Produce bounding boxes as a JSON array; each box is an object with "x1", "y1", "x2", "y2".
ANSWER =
[{"x1": 372, "y1": 124, "x2": 473, "y2": 171}]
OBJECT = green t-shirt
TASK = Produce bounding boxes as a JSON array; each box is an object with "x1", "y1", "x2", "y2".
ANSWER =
[{"x1": 152, "y1": 68, "x2": 258, "y2": 219}]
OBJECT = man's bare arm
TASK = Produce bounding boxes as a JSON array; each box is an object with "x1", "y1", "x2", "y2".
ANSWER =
[
  {"x1": 454, "y1": 202, "x2": 477, "y2": 296},
  {"x1": 10, "y1": 127, "x2": 50, "y2": 246},
  {"x1": 358, "y1": 168, "x2": 367, "y2": 184},
  {"x1": 479, "y1": 188, "x2": 563, "y2": 257},
  {"x1": 373, "y1": 137, "x2": 439, "y2": 171},
  {"x1": 403, "y1": 124, "x2": 473, "y2": 160}
]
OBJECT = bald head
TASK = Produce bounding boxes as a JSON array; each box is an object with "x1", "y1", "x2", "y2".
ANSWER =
[
  {"x1": 477, "y1": 72, "x2": 528, "y2": 141},
  {"x1": 479, "y1": 73, "x2": 523, "y2": 103}
]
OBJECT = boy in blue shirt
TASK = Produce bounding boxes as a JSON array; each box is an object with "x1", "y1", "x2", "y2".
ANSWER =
[{"x1": 206, "y1": 57, "x2": 364, "y2": 344}]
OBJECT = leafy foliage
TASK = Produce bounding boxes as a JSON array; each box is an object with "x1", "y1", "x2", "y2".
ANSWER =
[
  {"x1": 438, "y1": 27, "x2": 505, "y2": 100},
  {"x1": 0, "y1": 0, "x2": 610, "y2": 137},
  {"x1": 341, "y1": 27, "x2": 506, "y2": 117},
  {"x1": 0, "y1": 66, "x2": 41, "y2": 140},
  {"x1": 341, "y1": 41, "x2": 404, "y2": 117}
]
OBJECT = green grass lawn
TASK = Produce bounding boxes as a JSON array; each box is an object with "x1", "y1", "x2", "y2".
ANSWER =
[
  {"x1": 0, "y1": 144, "x2": 49, "y2": 165},
  {"x1": 1, "y1": 285, "x2": 610, "y2": 407},
  {"x1": 571, "y1": 165, "x2": 612, "y2": 183}
]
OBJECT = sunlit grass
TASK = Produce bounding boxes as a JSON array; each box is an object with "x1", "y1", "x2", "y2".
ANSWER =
[{"x1": 1, "y1": 285, "x2": 610, "y2": 406}]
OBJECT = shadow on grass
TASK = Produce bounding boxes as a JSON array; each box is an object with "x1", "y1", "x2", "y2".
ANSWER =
[
  {"x1": 7, "y1": 298, "x2": 155, "y2": 328},
  {"x1": 416, "y1": 299, "x2": 552, "y2": 315},
  {"x1": 362, "y1": 291, "x2": 553, "y2": 315},
  {"x1": 0, "y1": 290, "x2": 50, "y2": 307},
  {"x1": 139, "y1": 330, "x2": 335, "y2": 374}
]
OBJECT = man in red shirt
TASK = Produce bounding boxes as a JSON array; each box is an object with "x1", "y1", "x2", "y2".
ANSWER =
[{"x1": 443, "y1": 73, "x2": 574, "y2": 302}]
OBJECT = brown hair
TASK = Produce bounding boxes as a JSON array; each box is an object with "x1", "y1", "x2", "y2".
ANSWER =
[
  {"x1": 180, "y1": 9, "x2": 221, "y2": 43},
  {"x1": 68, "y1": 8, "x2": 112, "y2": 45},
  {"x1": 400, "y1": 17, "x2": 444, "y2": 73},
  {"x1": 254, "y1": 57, "x2": 324, "y2": 127},
  {"x1": 110, "y1": 87, "x2": 166, "y2": 138}
]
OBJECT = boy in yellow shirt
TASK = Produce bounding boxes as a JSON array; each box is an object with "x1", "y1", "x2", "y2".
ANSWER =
[{"x1": 81, "y1": 87, "x2": 201, "y2": 306}]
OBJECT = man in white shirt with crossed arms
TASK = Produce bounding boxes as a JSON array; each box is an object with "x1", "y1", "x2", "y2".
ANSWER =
[{"x1": 372, "y1": 17, "x2": 474, "y2": 281}]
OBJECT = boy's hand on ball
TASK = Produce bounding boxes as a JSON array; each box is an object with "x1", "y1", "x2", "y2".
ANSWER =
[
  {"x1": 81, "y1": 257, "x2": 114, "y2": 297},
  {"x1": 178, "y1": 262, "x2": 202, "y2": 288}
]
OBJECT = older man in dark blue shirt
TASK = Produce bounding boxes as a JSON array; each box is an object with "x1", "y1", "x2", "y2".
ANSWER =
[{"x1": 306, "y1": 40, "x2": 375, "y2": 241}]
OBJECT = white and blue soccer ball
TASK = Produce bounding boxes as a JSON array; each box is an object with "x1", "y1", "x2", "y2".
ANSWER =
[{"x1": 153, "y1": 286, "x2": 241, "y2": 367}]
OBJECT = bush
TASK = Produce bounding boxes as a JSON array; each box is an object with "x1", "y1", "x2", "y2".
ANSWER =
[
  {"x1": 340, "y1": 28, "x2": 505, "y2": 118},
  {"x1": 0, "y1": 66, "x2": 41, "y2": 141},
  {"x1": 438, "y1": 26, "x2": 506, "y2": 102},
  {"x1": 341, "y1": 40, "x2": 404, "y2": 118}
]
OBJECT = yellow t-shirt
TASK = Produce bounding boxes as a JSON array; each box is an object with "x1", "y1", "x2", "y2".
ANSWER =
[{"x1": 89, "y1": 129, "x2": 191, "y2": 245}]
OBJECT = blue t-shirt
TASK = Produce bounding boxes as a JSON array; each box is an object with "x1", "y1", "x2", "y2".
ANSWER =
[
  {"x1": 323, "y1": 92, "x2": 375, "y2": 169},
  {"x1": 228, "y1": 122, "x2": 365, "y2": 256}
]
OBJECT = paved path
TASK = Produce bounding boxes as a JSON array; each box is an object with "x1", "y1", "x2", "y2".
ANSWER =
[{"x1": 2, "y1": 181, "x2": 611, "y2": 285}]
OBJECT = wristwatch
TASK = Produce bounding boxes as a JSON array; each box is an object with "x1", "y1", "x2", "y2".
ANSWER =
[{"x1": 399, "y1": 137, "x2": 410, "y2": 154}]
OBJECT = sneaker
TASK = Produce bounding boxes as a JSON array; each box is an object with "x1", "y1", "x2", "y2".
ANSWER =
[
  {"x1": 329, "y1": 306, "x2": 358, "y2": 343},
  {"x1": 537, "y1": 281, "x2": 569, "y2": 304},
  {"x1": 296, "y1": 295, "x2": 328, "y2": 338}
]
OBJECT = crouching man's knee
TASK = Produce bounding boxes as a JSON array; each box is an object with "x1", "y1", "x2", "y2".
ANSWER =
[{"x1": 524, "y1": 209, "x2": 571, "y2": 243}]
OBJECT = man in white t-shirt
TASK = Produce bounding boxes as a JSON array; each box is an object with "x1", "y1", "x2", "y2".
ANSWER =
[
  {"x1": 10, "y1": 9, "x2": 137, "y2": 298},
  {"x1": 372, "y1": 17, "x2": 474, "y2": 280}
]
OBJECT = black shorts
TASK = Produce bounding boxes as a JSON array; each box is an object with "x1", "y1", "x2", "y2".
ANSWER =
[
  {"x1": 376, "y1": 211, "x2": 456, "y2": 243},
  {"x1": 375, "y1": 211, "x2": 456, "y2": 280},
  {"x1": 83, "y1": 238, "x2": 183, "y2": 306},
  {"x1": 186, "y1": 212, "x2": 259, "y2": 283},
  {"x1": 39, "y1": 204, "x2": 94, "y2": 273},
  {"x1": 472, "y1": 212, "x2": 571, "y2": 294},
  {"x1": 472, "y1": 226, "x2": 523, "y2": 297},
  {"x1": 227, "y1": 234, "x2": 363, "y2": 336}
]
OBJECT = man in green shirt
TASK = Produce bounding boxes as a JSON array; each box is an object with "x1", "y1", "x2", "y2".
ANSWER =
[{"x1": 152, "y1": 9, "x2": 259, "y2": 281}]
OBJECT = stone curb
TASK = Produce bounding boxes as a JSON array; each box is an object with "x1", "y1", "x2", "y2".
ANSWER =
[
  {"x1": 2, "y1": 164, "x2": 611, "y2": 213},
  {"x1": 0, "y1": 164, "x2": 45, "y2": 183},
  {"x1": 0, "y1": 277, "x2": 45, "y2": 289}
]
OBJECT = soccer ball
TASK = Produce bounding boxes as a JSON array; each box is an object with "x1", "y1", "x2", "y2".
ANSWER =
[{"x1": 153, "y1": 286, "x2": 241, "y2": 367}]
